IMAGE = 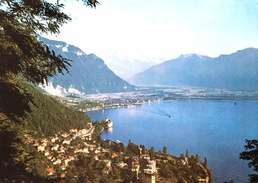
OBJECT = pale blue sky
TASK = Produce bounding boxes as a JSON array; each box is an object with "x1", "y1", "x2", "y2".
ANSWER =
[{"x1": 44, "y1": 0, "x2": 258, "y2": 63}]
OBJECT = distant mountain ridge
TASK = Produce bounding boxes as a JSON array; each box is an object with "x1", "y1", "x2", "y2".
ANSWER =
[
  {"x1": 39, "y1": 37, "x2": 135, "y2": 95},
  {"x1": 128, "y1": 48, "x2": 258, "y2": 91},
  {"x1": 106, "y1": 52, "x2": 158, "y2": 80}
]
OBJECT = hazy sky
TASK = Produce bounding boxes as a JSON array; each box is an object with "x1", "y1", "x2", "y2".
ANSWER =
[{"x1": 44, "y1": 0, "x2": 258, "y2": 62}]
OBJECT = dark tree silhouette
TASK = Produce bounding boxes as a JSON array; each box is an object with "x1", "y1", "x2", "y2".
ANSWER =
[
  {"x1": 0, "y1": 0, "x2": 99, "y2": 84},
  {"x1": 163, "y1": 146, "x2": 168, "y2": 155},
  {"x1": 240, "y1": 139, "x2": 258, "y2": 183},
  {"x1": 0, "y1": 1, "x2": 99, "y2": 182}
]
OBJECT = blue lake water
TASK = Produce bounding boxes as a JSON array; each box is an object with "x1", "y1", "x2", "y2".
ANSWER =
[{"x1": 86, "y1": 100, "x2": 258, "y2": 182}]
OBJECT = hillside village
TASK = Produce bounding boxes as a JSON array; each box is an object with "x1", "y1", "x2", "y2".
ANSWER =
[
  {"x1": 24, "y1": 123, "x2": 95, "y2": 175},
  {"x1": 23, "y1": 118, "x2": 212, "y2": 183},
  {"x1": 23, "y1": 121, "x2": 157, "y2": 182}
]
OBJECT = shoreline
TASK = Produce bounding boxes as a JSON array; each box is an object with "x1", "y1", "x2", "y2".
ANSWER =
[
  {"x1": 82, "y1": 103, "x2": 143, "y2": 112},
  {"x1": 82, "y1": 96, "x2": 258, "y2": 112}
]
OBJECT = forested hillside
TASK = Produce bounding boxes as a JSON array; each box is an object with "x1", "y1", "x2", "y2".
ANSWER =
[
  {"x1": 0, "y1": 80, "x2": 92, "y2": 181},
  {"x1": 0, "y1": 80, "x2": 91, "y2": 135}
]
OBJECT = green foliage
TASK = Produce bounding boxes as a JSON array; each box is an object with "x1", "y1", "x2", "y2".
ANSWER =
[
  {"x1": 0, "y1": 0, "x2": 72, "y2": 84},
  {"x1": 78, "y1": 101, "x2": 102, "y2": 110},
  {"x1": 180, "y1": 153, "x2": 185, "y2": 159},
  {"x1": 149, "y1": 146, "x2": 156, "y2": 159},
  {"x1": 159, "y1": 162, "x2": 177, "y2": 179},
  {"x1": 111, "y1": 164, "x2": 121, "y2": 180},
  {"x1": 66, "y1": 155, "x2": 113, "y2": 182},
  {"x1": 157, "y1": 155, "x2": 210, "y2": 183},
  {"x1": 24, "y1": 153, "x2": 49, "y2": 177},
  {"x1": 112, "y1": 142, "x2": 126, "y2": 153},
  {"x1": 16, "y1": 80, "x2": 91, "y2": 136},
  {"x1": 163, "y1": 146, "x2": 168, "y2": 155},
  {"x1": 196, "y1": 154, "x2": 200, "y2": 163},
  {"x1": 140, "y1": 145, "x2": 146, "y2": 154},
  {"x1": 93, "y1": 121, "x2": 104, "y2": 132},
  {"x1": 185, "y1": 149, "x2": 189, "y2": 158},
  {"x1": 209, "y1": 169, "x2": 214, "y2": 183},
  {"x1": 1, "y1": 78, "x2": 90, "y2": 135},
  {"x1": 0, "y1": 0, "x2": 100, "y2": 182},
  {"x1": 0, "y1": 114, "x2": 50, "y2": 181},
  {"x1": 0, "y1": 0, "x2": 100, "y2": 84},
  {"x1": 83, "y1": 0, "x2": 100, "y2": 8},
  {"x1": 127, "y1": 141, "x2": 139, "y2": 155},
  {"x1": 203, "y1": 157, "x2": 208, "y2": 168},
  {"x1": 0, "y1": 117, "x2": 23, "y2": 166},
  {"x1": 0, "y1": 81, "x2": 32, "y2": 120},
  {"x1": 240, "y1": 139, "x2": 258, "y2": 183}
]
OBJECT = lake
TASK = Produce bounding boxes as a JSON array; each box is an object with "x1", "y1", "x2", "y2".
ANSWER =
[{"x1": 86, "y1": 100, "x2": 258, "y2": 182}]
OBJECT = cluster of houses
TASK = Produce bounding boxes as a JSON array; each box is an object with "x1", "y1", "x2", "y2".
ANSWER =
[
  {"x1": 23, "y1": 123, "x2": 104, "y2": 176},
  {"x1": 131, "y1": 155, "x2": 157, "y2": 183},
  {"x1": 24, "y1": 123, "x2": 157, "y2": 182}
]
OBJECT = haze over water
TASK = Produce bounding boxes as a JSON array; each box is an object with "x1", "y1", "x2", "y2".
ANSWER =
[{"x1": 86, "y1": 100, "x2": 258, "y2": 182}]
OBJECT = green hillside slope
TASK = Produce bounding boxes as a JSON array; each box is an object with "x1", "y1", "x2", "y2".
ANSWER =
[
  {"x1": 0, "y1": 79, "x2": 91, "y2": 136},
  {"x1": 0, "y1": 79, "x2": 91, "y2": 182}
]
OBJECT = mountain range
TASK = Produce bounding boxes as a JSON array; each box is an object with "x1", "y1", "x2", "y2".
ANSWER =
[
  {"x1": 39, "y1": 36, "x2": 258, "y2": 93},
  {"x1": 39, "y1": 37, "x2": 135, "y2": 95},
  {"x1": 128, "y1": 48, "x2": 258, "y2": 91}
]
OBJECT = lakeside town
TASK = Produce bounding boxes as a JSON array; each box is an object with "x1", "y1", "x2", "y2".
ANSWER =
[
  {"x1": 30, "y1": 86, "x2": 258, "y2": 182},
  {"x1": 23, "y1": 117, "x2": 212, "y2": 183},
  {"x1": 54, "y1": 87, "x2": 258, "y2": 112}
]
